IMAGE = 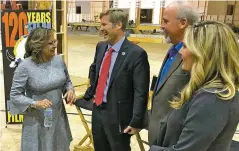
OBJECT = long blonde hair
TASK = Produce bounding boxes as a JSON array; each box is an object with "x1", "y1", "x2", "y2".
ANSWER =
[{"x1": 170, "y1": 21, "x2": 239, "y2": 109}]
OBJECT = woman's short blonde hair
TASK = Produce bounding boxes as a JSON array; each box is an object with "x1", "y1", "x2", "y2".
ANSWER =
[
  {"x1": 170, "y1": 20, "x2": 239, "y2": 109},
  {"x1": 24, "y1": 27, "x2": 54, "y2": 63}
]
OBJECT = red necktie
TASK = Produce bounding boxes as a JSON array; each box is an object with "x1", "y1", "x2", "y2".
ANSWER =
[{"x1": 95, "y1": 47, "x2": 114, "y2": 106}]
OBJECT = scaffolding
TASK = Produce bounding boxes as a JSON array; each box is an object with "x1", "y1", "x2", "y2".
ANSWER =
[
  {"x1": 188, "y1": 0, "x2": 239, "y2": 26},
  {"x1": 67, "y1": 0, "x2": 112, "y2": 24}
]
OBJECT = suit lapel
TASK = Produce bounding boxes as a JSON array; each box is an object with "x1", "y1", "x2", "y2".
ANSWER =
[
  {"x1": 155, "y1": 53, "x2": 183, "y2": 95},
  {"x1": 108, "y1": 39, "x2": 129, "y2": 88},
  {"x1": 151, "y1": 53, "x2": 169, "y2": 100},
  {"x1": 95, "y1": 42, "x2": 108, "y2": 77}
]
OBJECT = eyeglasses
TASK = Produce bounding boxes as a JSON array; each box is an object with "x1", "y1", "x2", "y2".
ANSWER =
[{"x1": 47, "y1": 39, "x2": 58, "y2": 45}]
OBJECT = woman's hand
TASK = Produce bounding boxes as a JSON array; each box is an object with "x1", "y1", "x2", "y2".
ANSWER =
[
  {"x1": 35, "y1": 99, "x2": 52, "y2": 109},
  {"x1": 63, "y1": 90, "x2": 76, "y2": 105}
]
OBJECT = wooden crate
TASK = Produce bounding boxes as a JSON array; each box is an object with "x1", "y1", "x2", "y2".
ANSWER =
[
  {"x1": 226, "y1": 20, "x2": 233, "y2": 24},
  {"x1": 211, "y1": 15, "x2": 218, "y2": 21},
  {"x1": 218, "y1": 15, "x2": 226, "y2": 22},
  {"x1": 226, "y1": 15, "x2": 233, "y2": 22},
  {"x1": 206, "y1": 15, "x2": 211, "y2": 21}
]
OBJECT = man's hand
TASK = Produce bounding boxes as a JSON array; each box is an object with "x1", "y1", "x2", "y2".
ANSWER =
[
  {"x1": 63, "y1": 90, "x2": 76, "y2": 105},
  {"x1": 123, "y1": 126, "x2": 140, "y2": 135}
]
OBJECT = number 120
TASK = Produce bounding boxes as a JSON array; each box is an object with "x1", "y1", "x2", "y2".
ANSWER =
[{"x1": 2, "y1": 12, "x2": 28, "y2": 47}]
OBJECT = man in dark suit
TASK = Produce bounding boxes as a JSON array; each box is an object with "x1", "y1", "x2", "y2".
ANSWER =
[
  {"x1": 84, "y1": 9, "x2": 150, "y2": 151},
  {"x1": 148, "y1": 1, "x2": 199, "y2": 147}
]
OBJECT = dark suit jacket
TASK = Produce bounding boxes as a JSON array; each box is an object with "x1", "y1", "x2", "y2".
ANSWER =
[
  {"x1": 84, "y1": 38, "x2": 150, "y2": 131},
  {"x1": 149, "y1": 90, "x2": 239, "y2": 151},
  {"x1": 148, "y1": 51, "x2": 190, "y2": 145}
]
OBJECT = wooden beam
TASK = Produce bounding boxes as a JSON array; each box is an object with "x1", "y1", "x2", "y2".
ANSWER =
[{"x1": 62, "y1": 0, "x2": 68, "y2": 65}]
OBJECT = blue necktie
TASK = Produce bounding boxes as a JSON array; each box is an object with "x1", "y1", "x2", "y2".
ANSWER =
[{"x1": 168, "y1": 47, "x2": 177, "y2": 59}]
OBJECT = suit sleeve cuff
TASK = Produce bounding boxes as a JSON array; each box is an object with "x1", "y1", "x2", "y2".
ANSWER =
[{"x1": 129, "y1": 117, "x2": 143, "y2": 128}]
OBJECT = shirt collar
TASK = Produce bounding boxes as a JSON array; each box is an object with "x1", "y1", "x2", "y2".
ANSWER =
[
  {"x1": 107, "y1": 36, "x2": 125, "y2": 53},
  {"x1": 174, "y1": 42, "x2": 183, "y2": 52}
]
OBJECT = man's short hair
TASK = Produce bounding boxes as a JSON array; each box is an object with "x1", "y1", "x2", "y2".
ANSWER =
[{"x1": 100, "y1": 9, "x2": 128, "y2": 31}]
